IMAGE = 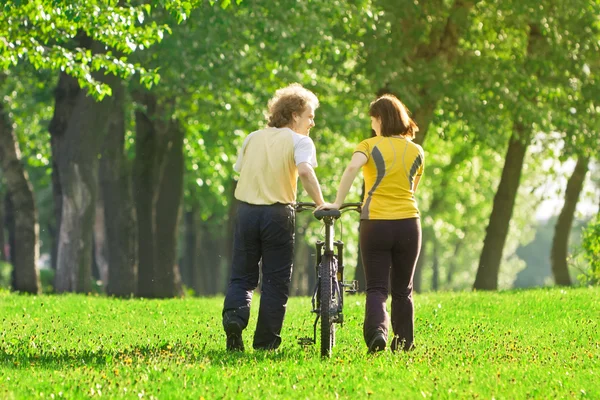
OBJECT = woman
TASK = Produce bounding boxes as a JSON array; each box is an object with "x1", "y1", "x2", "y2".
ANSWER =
[{"x1": 318, "y1": 94, "x2": 424, "y2": 353}]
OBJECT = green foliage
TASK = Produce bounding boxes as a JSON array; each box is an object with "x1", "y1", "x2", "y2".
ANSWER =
[
  {"x1": 578, "y1": 217, "x2": 600, "y2": 285},
  {"x1": 4, "y1": 0, "x2": 599, "y2": 293},
  {"x1": 0, "y1": 289, "x2": 599, "y2": 398},
  {"x1": 0, "y1": 0, "x2": 232, "y2": 98}
]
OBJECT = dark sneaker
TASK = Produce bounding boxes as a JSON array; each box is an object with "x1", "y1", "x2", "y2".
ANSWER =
[
  {"x1": 368, "y1": 332, "x2": 386, "y2": 353},
  {"x1": 224, "y1": 320, "x2": 244, "y2": 352}
]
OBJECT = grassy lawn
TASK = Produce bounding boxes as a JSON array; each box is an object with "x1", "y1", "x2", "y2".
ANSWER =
[{"x1": 1, "y1": 287, "x2": 598, "y2": 399}]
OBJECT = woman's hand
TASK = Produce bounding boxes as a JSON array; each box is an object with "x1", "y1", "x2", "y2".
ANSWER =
[{"x1": 315, "y1": 202, "x2": 341, "y2": 211}]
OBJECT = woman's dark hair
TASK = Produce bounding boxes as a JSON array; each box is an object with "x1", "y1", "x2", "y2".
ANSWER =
[
  {"x1": 369, "y1": 94, "x2": 419, "y2": 138},
  {"x1": 267, "y1": 83, "x2": 319, "y2": 128}
]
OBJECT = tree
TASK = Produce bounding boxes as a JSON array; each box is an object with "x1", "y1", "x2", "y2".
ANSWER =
[
  {"x1": 0, "y1": 75, "x2": 40, "y2": 294},
  {"x1": 100, "y1": 79, "x2": 138, "y2": 297},
  {"x1": 474, "y1": 0, "x2": 600, "y2": 289},
  {"x1": 551, "y1": 156, "x2": 590, "y2": 285}
]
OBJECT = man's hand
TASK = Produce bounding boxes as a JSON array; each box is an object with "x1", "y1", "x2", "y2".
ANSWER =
[{"x1": 315, "y1": 202, "x2": 341, "y2": 211}]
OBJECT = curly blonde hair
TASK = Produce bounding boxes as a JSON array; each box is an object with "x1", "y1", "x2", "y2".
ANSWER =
[{"x1": 267, "y1": 83, "x2": 319, "y2": 128}]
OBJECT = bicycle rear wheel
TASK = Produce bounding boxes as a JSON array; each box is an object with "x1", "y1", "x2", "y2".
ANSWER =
[{"x1": 319, "y1": 254, "x2": 336, "y2": 357}]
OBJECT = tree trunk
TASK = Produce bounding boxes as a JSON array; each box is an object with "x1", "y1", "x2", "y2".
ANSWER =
[
  {"x1": 5, "y1": 194, "x2": 16, "y2": 283},
  {"x1": 133, "y1": 99, "x2": 159, "y2": 297},
  {"x1": 197, "y1": 220, "x2": 223, "y2": 295},
  {"x1": 446, "y1": 229, "x2": 466, "y2": 286},
  {"x1": 0, "y1": 100, "x2": 40, "y2": 294},
  {"x1": 48, "y1": 72, "x2": 80, "y2": 271},
  {"x1": 5, "y1": 194, "x2": 16, "y2": 286},
  {"x1": 413, "y1": 230, "x2": 427, "y2": 293},
  {"x1": 101, "y1": 81, "x2": 138, "y2": 297},
  {"x1": 354, "y1": 177, "x2": 368, "y2": 291},
  {"x1": 292, "y1": 219, "x2": 313, "y2": 296},
  {"x1": 133, "y1": 93, "x2": 184, "y2": 298},
  {"x1": 195, "y1": 221, "x2": 207, "y2": 295},
  {"x1": 291, "y1": 232, "x2": 306, "y2": 297},
  {"x1": 225, "y1": 180, "x2": 238, "y2": 288},
  {"x1": 551, "y1": 156, "x2": 589, "y2": 286},
  {"x1": 412, "y1": 99, "x2": 437, "y2": 146},
  {"x1": 431, "y1": 235, "x2": 439, "y2": 291},
  {"x1": 93, "y1": 189, "x2": 108, "y2": 287},
  {"x1": 154, "y1": 120, "x2": 185, "y2": 298},
  {"x1": 474, "y1": 125, "x2": 530, "y2": 290},
  {"x1": 181, "y1": 207, "x2": 197, "y2": 292},
  {"x1": 53, "y1": 61, "x2": 118, "y2": 293},
  {"x1": 0, "y1": 191, "x2": 6, "y2": 261}
]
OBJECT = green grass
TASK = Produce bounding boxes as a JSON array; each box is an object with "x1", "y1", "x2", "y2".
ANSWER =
[{"x1": 1, "y1": 287, "x2": 598, "y2": 399}]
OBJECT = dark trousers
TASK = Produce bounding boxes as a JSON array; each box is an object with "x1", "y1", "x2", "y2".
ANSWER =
[
  {"x1": 360, "y1": 218, "x2": 421, "y2": 349},
  {"x1": 222, "y1": 202, "x2": 295, "y2": 349}
]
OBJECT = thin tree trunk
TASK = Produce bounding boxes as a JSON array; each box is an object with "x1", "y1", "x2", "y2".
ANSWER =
[
  {"x1": 101, "y1": 80, "x2": 138, "y2": 297},
  {"x1": 0, "y1": 191, "x2": 6, "y2": 261},
  {"x1": 474, "y1": 125, "x2": 530, "y2": 290},
  {"x1": 413, "y1": 230, "x2": 427, "y2": 293},
  {"x1": 182, "y1": 207, "x2": 197, "y2": 292},
  {"x1": 133, "y1": 99, "x2": 159, "y2": 297},
  {"x1": 446, "y1": 229, "x2": 466, "y2": 287},
  {"x1": 93, "y1": 189, "x2": 109, "y2": 287},
  {"x1": 5, "y1": 194, "x2": 16, "y2": 284},
  {"x1": 0, "y1": 100, "x2": 40, "y2": 294},
  {"x1": 197, "y1": 221, "x2": 222, "y2": 295},
  {"x1": 354, "y1": 176, "x2": 368, "y2": 292},
  {"x1": 431, "y1": 235, "x2": 439, "y2": 291},
  {"x1": 48, "y1": 72, "x2": 80, "y2": 271},
  {"x1": 154, "y1": 120, "x2": 185, "y2": 298},
  {"x1": 225, "y1": 180, "x2": 238, "y2": 290},
  {"x1": 194, "y1": 220, "x2": 206, "y2": 295},
  {"x1": 551, "y1": 156, "x2": 589, "y2": 286},
  {"x1": 412, "y1": 99, "x2": 437, "y2": 146},
  {"x1": 292, "y1": 218, "x2": 312, "y2": 296}
]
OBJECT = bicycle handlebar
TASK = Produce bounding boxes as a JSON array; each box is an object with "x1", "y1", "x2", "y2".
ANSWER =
[{"x1": 295, "y1": 202, "x2": 362, "y2": 217}]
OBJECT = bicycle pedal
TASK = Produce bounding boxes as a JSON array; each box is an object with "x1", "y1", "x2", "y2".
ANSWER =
[
  {"x1": 341, "y1": 280, "x2": 359, "y2": 292},
  {"x1": 298, "y1": 337, "x2": 315, "y2": 346}
]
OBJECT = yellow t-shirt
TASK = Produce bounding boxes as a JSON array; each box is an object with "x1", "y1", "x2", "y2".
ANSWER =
[{"x1": 354, "y1": 136, "x2": 424, "y2": 220}]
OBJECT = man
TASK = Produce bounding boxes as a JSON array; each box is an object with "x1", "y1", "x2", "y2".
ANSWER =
[{"x1": 222, "y1": 83, "x2": 325, "y2": 351}]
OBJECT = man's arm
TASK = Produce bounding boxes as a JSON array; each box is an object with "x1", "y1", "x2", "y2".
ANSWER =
[
  {"x1": 317, "y1": 152, "x2": 367, "y2": 210},
  {"x1": 297, "y1": 162, "x2": 325, "y2": 206}
]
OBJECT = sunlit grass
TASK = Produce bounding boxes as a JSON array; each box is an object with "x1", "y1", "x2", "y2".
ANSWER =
[{"x1": 1, "y1": 287, "x2": 598, "y2": 399}]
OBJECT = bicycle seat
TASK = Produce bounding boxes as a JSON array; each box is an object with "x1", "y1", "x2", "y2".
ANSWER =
[{"x1": 314, "y1": 209, "x2": 341, "y2": 219}]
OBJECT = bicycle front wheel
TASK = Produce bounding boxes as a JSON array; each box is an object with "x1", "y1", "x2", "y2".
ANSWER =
[{"x1": 319, "y1": 254, "x2": 336, "y2": 357}]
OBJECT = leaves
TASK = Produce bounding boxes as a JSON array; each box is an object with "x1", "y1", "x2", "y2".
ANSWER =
[{"x1": 0, "y1": 1, "x2": 215, "y2": 98}]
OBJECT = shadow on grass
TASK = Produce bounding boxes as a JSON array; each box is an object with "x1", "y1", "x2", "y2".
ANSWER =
[{"x1": 0, "y1": 342, "x2": 316, "y2": 370}]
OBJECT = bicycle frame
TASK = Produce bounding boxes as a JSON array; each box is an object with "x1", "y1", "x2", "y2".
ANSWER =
[{"x1": 295, "y1": 202, "x2": 361, "y2": 355}]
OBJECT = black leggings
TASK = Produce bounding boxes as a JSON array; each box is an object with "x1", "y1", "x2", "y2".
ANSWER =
[{"x1": 360, "y1": 218, "x2": 421, "y2": 349}]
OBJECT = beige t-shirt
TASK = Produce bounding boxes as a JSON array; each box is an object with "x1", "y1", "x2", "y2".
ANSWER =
[{"x1": 234, "y1": 127, "x2": 317, "y2": 205}]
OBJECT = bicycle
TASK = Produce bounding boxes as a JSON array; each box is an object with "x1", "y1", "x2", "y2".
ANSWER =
[{"x1": 295, "y1": 202, "x2": 362, "y2": 357}]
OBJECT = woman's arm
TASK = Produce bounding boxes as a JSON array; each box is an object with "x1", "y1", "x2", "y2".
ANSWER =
[
  {"x1": 317, "y1": 152, "x2": 368, "y2": 210},
  {"x1": 413, "y1": 174, "x2": 421, "y2": 193}
]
